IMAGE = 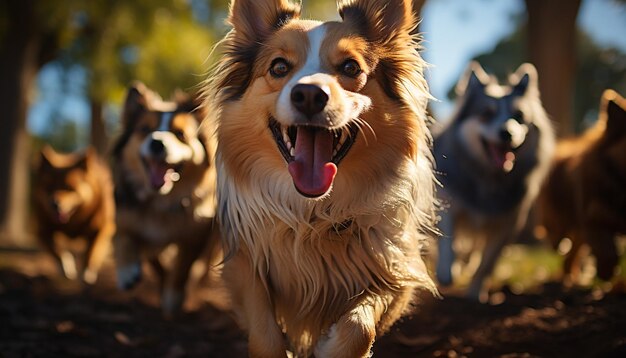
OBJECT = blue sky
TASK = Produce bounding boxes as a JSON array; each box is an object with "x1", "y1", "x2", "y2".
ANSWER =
[
  {"x1": 27, "y1": 0, "x2": 626, "y2": 140},
  {"x1": 421, "y1": 0, "x2": 626, "y2": 119}
]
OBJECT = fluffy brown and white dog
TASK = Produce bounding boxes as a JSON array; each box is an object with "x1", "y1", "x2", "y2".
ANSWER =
[
  {"x1": 204, "y1": 0, "x2": 437, "y2": 356},
  {"x1": 539, "y1": 89, "x2": 626, "y2": 284},
  {"x1": 112, "y1": 82, "x2": 220, "y2": 316},
  {"x1": 33, "y1": 145, "x2": 115, "y2": 284}
]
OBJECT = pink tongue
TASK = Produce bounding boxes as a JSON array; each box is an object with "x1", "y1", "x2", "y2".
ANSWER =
[
  {"x1": 57, "y1": 212, "x2": 70, "y2": 224},
  {"x1": 288, "y1": 127, "x2": 337, "y2": 197},
  {"x1": 149, "y1": 163, "x2": 169, "y2": 189},
  {"x1": 487, "y1": 143, "x2": 515, "y2": 171}
]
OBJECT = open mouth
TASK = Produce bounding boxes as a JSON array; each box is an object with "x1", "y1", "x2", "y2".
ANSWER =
[
  {"x1": 55, "y1": 208, "x2": 76, "y2": 224},
  {"x1": 481, "y1": 137, "x2": 516, "y2": 173},
  {"x1": 141, "y1": 158, "x2": 182, "y2": 194},
  {"x1": 269, "y1": 117, "x2": 358, "y2": 198}
]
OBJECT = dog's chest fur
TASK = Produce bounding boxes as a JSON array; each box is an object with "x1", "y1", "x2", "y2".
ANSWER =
[
  {"x1": 221, "y1": 182, "x2": 428, "y2": 338},
  {"x1": 117, "y1": 196, "x2": 213, "y2": 246}
]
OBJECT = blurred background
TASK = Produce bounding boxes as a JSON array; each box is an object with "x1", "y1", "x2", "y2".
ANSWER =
[{"x1": 1, "y1": 0, "x2": 625, "y2": 243}]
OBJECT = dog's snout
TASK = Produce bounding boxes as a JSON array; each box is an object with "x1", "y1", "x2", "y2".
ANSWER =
[
  {"x1": 291, "y1": 84, "x2": 329, "y2": 118},
  {"x1": 149, "y1": 139, "x2": 165, "y2": 155}
]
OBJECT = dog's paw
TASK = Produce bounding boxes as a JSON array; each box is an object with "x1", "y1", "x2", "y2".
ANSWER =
[
  {"x1": 82, "y1": 269, "x2": 98, "y2": 285},
  {"x1": 116, "y1": 263, "x2": 142, "y2": 290},
  {"x1": 161, "y1": 289, "x2": 184, "y2": 318},
  {"x1": 59, "y1": 251, "x2": 78, "y2": 280}
]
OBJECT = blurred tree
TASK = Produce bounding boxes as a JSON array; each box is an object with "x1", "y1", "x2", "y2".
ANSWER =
[
  {"x1": 574, "y1": 35, "x2": 626, "y2": 131},
  {"x1": 58, "y1": 0, "x2": 215, "y2": 153},
  {"x1": 525, "y1": 0, "x2": 581, "y2": 136},
  {"x1": 0, "y1": 0, "x2": 76, "y2": 242},
  {"x1": 0, "y1": 0, "x2": 218, "y2": 243}
]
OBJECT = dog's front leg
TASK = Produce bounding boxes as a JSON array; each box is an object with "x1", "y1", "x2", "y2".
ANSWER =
[
  {"x1": 585, "y1": 228, "x2": 618, "y2": 281},
  {"x1": 467, "y1": 211, "x2": 520, "y2": 301},
  {"x1": 314, "y1": 303, "x2": 377, "y2": 358},
  {"x1": 114, "y1": 234, "x2": 142, "y2": 290},
  {"x1": 161, "y1": 238, "x2": 206, "y2": 317},
  {"x1": 436, "y1": 208, "x2": 456, "y2": 286},
  {"x1": 223, "y1": 252, "x2": 287, "y2": 358},
  {"x1": 38, "y1": 229, "x2": 77, "y2": 280},
  {"x1": 83, "y1": 222, "x2": 115, "y2": 284}
]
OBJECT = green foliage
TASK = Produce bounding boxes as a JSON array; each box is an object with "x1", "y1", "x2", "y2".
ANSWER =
[
  {"x1": 57, "y1": 0, "x2": 215, "y2": 102},
  {"x1": 131, "y1": 13, "x2": 214, "y2": 98},
  {"x1": 574, "y1": 33, "x2": 626, "y2": 131},
  {"x1": 301, "y1": 0, "x2": 340, "y2": 20},
  {"x1": 472, "y1": 26, "x2": 527, "y2": 83},
  {"x1": 35, "y1": 119, "x2": 86, "y2": 153}
]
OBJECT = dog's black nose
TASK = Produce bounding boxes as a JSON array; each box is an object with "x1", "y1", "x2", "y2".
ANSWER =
[
  {"x1": 291, "y1": 84, "x2": 329, "y2": 118},
  {"x1": 149, "y1": 139, "x2": 165, "y2": 155}
]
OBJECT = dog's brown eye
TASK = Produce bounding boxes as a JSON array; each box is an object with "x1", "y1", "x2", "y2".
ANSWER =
[
  {"x1": 270, "y1": 58, "x2": 291, "y2": 78},
  {"x1": 340, "y1": 59, "x2": 361, "y2": 78}
]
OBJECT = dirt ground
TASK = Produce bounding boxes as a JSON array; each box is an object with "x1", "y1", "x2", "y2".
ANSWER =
[{"x1": 1, "y1": 248, "x2": 625, "y2": 358}]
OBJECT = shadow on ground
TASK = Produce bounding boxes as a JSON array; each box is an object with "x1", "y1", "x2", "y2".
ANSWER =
[{"x1": 1, "y1": 249, "x2": 625, "y2": 357}]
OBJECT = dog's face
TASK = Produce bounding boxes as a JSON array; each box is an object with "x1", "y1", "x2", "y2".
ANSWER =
[
  {"x1": 213, "y1": 0, "x2": 429, "y2": 200},
  {"x1": 35, "y1": 146, "x2": 95, "y2": 224},
  {"x1": 456, "y1": 62, "x2": 539, "y2": 173},
  {"x1": 118, "y1": 83, "x2": 207, "y2": 197}
]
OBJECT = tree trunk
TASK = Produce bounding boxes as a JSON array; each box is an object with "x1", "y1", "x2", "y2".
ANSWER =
[
  {"x1": 0, "y1": 1, "x2": 41, "y2": 245},
  {"x1": 525, "y1": 0, "x2": 581, "y2": 137},
  {"x1": 90, "y1": 100, "x2": 108, "y2": 154}
]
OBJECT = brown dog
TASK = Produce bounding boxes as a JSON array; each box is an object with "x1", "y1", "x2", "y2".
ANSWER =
[
  {"x1": 33, "y1": 145, "x2": 115, "y2": 284},
  {"x1": 540, "y1": 89, "x2": 626, "y2": 283},
  {"x1": 204, "y1": 0, "x2": 438, "y2": 356},
  {"x1": 111, "y1": 82, "x2": 220, "y2": 316}
]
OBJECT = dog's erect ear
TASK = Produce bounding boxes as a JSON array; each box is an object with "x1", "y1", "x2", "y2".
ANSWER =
[
  {"x1": 40, "y1": 145, "x2": 55, "y2": 169},
  {"x1": 601, "y1": 89, "x2": 626, "y2": 142},
  {"x1": 510, "y1": 63, "x2": 538, "y2": 97},
  {"x1": 338, "y1": 0, "x2": 415, "y2": 44},
  {"x1": 228, "y1": 0, "x2": 301, "y2": 43},
  {"x1": 75, "y1": 149, "x2": 90, "y2": 170},
  {"x1": 457, "y1": 61, "x2": 489, "y2": 97},
  {"x1": 122, "y1": 82, "x2": 153, "y2": 129},
  {"x1": 605, "y1": 89, "x2": 626, "y2": 122},
  {"x1": 173, "y1": 89, "x2": 205, "y2": 122}
]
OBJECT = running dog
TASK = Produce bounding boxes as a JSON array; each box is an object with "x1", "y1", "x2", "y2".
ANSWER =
[
  {"x1": 33, "y1": 145, "x2": 115, "y2": 284},
  {"x1": 204, "y1": 0, "x2": 438, "y2": 356},
  {"x1": 539, "y1": 89, "x2": 626, "y2": 284},
  {"x1": 112, "y1": 82, "x2": 220, "y2": 316},
  {"x1": 434, "y1": 62, "x2": 555, "y2": 300}
]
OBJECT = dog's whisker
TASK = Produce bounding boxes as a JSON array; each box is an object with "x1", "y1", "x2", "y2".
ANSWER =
[{"x1": 352, "y1": 118, "x2": 376, "y2": 146}]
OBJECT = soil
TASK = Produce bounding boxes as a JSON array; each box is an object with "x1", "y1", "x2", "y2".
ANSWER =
[{"x1": 1, "y1": 248, "x2": 625, "y2": 358}]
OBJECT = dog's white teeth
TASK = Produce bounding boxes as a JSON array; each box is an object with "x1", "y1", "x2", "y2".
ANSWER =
[
  {"x1": 338, "y1": 130, "x2": 348, "y2": 148},
  {"x1": 290, "y1": 147, "x2": 295, "y2": 157},
  {"x1": 281, "y1": 126, "x2": 293, "y2": 149}
]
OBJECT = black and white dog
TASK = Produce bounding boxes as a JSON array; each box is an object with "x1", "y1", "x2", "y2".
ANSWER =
[{"x1": 433, "y1": 62, "x2": 555, "y2": 300}]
